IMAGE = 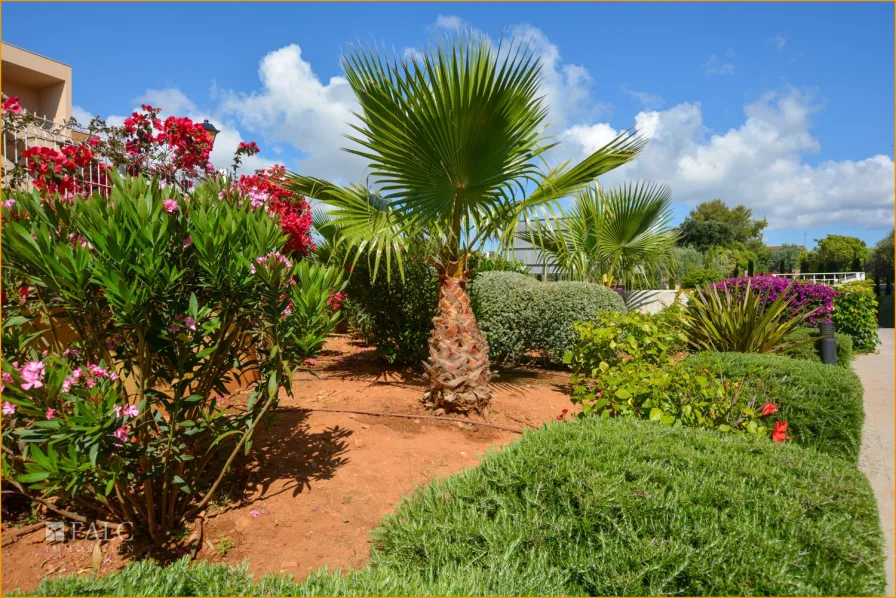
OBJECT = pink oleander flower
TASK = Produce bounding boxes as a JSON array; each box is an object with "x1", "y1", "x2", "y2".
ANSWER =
[
  {"x1": 63, "y1": 348, "x2": 80, "y2": 358},
  {"x1": 184, "y1": 316, "x2": 197, "y2": 331},
  {"x1": 249, "y1": 509, "x2": 263, "y2": 518},
  {"x1": 2, "y1": 401, "x2": 16, "y2": 415},
  {"x1": 61, "y1": 376, "x2": 75, "y2": 393},
  {"x1": 2, "y1": 199, "x2": 16, "y2": 209},
  {"x1": 86, "y1": 379, "x2": 96, "y2": 389},
  {"x1": 2, "y1": 371, "x2": 13, "y2": 391},
  {"x1": 20, "y1": 360, "x2": 45, "y2": 390},
  {"x1": 71, "y1": 367, "x2": 82, "y2": 381},
  {"x1": 162, "y1": 199, "x2": 179, "y2": 213},
  {"x1": 46, "y1": 407, "x2": 57, "y2": 420},
  {"x1": 183, "y1": 235, "x2": 193, "y2": 249},
  {"x1": 303, "y1": 358, "x2": 318, "y2": 367},
  {"x1": 167, "y1": 323, "x2": 179, "y2": 333},
  {"x1": 112, "y1": 424, "x2": 130, "y2": 443},
  {"x1": 114, "y1": 404, "x2": 139, "y2": 419}
]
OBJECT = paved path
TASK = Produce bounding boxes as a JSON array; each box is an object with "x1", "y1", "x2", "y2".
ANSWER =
[{"x1": 855, "y1": 328, "x2": 894, "y2": 596}]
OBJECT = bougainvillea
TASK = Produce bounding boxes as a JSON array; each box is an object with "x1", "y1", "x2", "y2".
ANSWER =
[
  {"x1": 712, "y1": 276, "x2": 839, "y2": 325},
  {"x1": 121, "y1": 104, "x2": 214, "y2": 182}
]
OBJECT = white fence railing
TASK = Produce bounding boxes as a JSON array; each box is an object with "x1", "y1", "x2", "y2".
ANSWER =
[{"x1": 772, "y1": 272, "x2": 866, "y2": 286}]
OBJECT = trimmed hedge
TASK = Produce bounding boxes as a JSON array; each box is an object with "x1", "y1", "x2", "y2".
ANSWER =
[
  {"x1": 470, "y1": 274, "x2": 627, "y2": 365},
  {"x1": 685, "y1": 352, "x2": 865, "y2": 463},
  {"x1": 784, "y1": 327, "x2": 854, "y2": 367},
  {"x1": 469, "y1": 271, "x2": 540, "y2": 363},
  {"x1": 30, "y1": 418, "x2": 886, "y2": 596}
]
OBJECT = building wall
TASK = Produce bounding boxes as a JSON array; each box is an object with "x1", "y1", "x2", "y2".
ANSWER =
[{"x1": 1, "y1": 43, "x2": 72, "y2": 122}]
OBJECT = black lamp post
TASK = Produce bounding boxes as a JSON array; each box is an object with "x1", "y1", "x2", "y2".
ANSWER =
[{"x1": 201, "y1": 120, "x2": 220, "y2": 147}]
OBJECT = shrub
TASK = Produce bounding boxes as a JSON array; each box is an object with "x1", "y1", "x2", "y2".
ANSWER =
[
  {"x1": 678, "y1": 268, "x2": 724, "y2": 289},
  {"x1": 832, "y1": 281, "x2": 881, "y2": 353},
  {"x1": 0, "y1": 174, "x2": 333, "y2": 541},
  {"x1": 685, "y1": 352, "x2": 865, "y2": 462},
  {"x1": 469, "y1": 272, "x2": 540, "y2": 363},
  {"x1": 713, "y1": 275, "x2": 839, "y2": 325},
  {"x1": 565, "y1": 311, "x2": 781, "y2": 436},
  {"x1": 467, "y1": 252, "x2": 531, "y2": 278},
  {"x1": 783, "y1": 327, "x2": 854, "y2": 367},
  {"x1": 344, "y1": 251, "x2": 439, "y2": 365},
  {"x1": 678, "y1": 281, "x2": 816, "y2": 353},
  {"x1": 529, "y1": 281, "x2": 627, "y2": 363},
  {"x1": 31, "y1": 418, "x2": 887, "y2": 596}
]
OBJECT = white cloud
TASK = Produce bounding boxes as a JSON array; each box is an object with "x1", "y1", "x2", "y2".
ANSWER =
[
  {"x1": 71, "y1": 105, "x2": 94, "y2": 125},
  {"x1": 433, "y1": 14, "x2": 465, "y2": 31},
  {"x1": 216, "y1": 44, "x2": 366, "y2": 183},
  {"x1": 560, "y1": 88, "x2": 894, "y2": 230},
  {"x1": 766, "y1": 34, "x2": 787, "y2": 50},
  {"x1": 621, "y1": 86, "x2": 665, "y2": 110},
  {"x1": 703, "y1": 54, "x2": 735, "y2": 76}
]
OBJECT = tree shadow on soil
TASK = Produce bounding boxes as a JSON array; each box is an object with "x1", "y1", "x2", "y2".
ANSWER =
[{"x1": 228, "y1": 408, "x2": 353, "y2": 503}]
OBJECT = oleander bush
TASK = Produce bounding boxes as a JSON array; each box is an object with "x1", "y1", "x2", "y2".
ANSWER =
[
  {"x1": 0, "y1": 174, "x2": 342, "y2": 541},
  {"x1": 832, "y1": 281, "x2": 881, "y2": 353},
  {"x1": 343, "y1": 250, "x2": 439, "y2": 366},
  {"x1": 30, "y1": 418, "x2": 886, "y2": 596},
  {"x1": 783, "y1": 327, "x2": 854, "y2": 367},
  {"x1": 685, "y1": 352, "x2": 866, "y2": 463}
]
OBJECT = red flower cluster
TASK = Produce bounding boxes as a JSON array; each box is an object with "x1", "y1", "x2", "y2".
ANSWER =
[
  {"x1": 123, "y1": 105, "x2": 213, "y2": 180},
  {"x1": 235, "y1": 165, "x2": 315, "y2": 257},
  {"x1": 760, "y1": 402, "x2": 789, "y2": 443},
  {"x1": 327, "y1": 291, "x2": 347, "y2": 312},
  {"x1": 237, "y1": 141, "x2": 260, "y2": 156},
  {"x1": 2, "y1": 95, "x2": 22, "y2": 114},
  {"x1": 21, "y1": 145, "x2": 109, "y2": 197}
]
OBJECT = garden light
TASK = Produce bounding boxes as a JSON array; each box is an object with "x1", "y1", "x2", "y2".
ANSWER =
[{"x1": 201, "y1": 119, "x2": 220, "y2": 146}]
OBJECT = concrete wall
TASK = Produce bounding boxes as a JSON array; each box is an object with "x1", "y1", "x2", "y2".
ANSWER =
[{"x1": 620, "y1": 289, "x2": 688, "y2": 314}]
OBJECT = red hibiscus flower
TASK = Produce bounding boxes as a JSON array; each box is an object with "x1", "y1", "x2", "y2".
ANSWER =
[
  {"x1": 771, "y1": 421, "x2": 790, "y2": 443},
  {"x1": 761, "y1": 402, "x2": 778, "y2": 416}
]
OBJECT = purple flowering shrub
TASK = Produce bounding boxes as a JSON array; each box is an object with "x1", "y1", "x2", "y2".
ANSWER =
[
  {"x1": 0, "y1": 173, "x2": 343, "y2": 541},
  {"x1": 711, "y1": 276, "x2": 839, "y2": 325}
]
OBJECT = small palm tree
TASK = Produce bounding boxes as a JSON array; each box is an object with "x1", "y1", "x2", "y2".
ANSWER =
[
  {"x1": 517, "y1": 182, "x2": 678, "y2": 288},
  {"x1": 282, "y1": 33, "x2": 645, "y2": 413}
]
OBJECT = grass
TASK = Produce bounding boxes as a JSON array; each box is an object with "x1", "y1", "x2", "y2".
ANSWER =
[
  {"x1": 28, "y1": 417, "x2": 885, "y2": 596},
  {"x1": 686, "y1": 351, "x2": 866, "y2": 463}
]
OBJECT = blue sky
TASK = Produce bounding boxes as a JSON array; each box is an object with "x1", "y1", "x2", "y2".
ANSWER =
[{"x1": 3, "y1": 2, "x2": 893, "y2": 248}]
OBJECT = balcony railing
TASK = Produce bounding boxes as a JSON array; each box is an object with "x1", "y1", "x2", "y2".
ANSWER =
[
  {"x1": 771, "y1": 272, "x2": 866, "y2": 286},
  {"x1": 2, "y1": 112, "x2": 114, "y2": 194}
]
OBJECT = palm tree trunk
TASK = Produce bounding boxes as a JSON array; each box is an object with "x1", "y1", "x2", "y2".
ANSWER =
[{"x1": 423, "y1": 274, "x2": 493, "y2": 414}]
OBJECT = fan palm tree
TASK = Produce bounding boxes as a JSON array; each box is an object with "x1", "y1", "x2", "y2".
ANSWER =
[
  {"x1": 517, "y1": 182, "x2": 678, "y2": 288},
  {"x1": 281, "y1": 33, "x2": 646, "y2": 414}
]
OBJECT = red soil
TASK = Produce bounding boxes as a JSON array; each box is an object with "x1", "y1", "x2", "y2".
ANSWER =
[{"x1": 1, "y1": 335, "x2": 573, "y2": 592}]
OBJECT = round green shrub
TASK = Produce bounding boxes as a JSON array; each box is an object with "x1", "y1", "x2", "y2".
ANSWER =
[
  {"x1": 530, "y1": 281, "x2": 627, "y2": 363},
  {"x1": 685, "y1": 351, "x2": 865, "y2": 463},
  {"x1": 469, "y1": 271, "x2": 540, "y2": 363},
  {"x1": 679, "y1": 268, "x2": 725, "y2": 289},
  {"x1": 784, "y1": 326, "x2": 854, "y2": 367},
  {"x1": 33, "y1": 418, "x2": 886, "y2": 596}
]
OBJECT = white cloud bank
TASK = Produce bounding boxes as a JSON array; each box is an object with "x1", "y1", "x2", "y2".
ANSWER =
[{"x1": 79, "y1": 18, "x2": 891, "y2": 231}]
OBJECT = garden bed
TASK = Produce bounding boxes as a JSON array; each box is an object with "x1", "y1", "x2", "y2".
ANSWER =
[{"x1": 0, "y1": 335, "x2": 574, "y2": 593}]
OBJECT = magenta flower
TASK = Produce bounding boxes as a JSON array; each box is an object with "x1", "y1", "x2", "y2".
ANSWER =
[
  {"x1": 46, "y1": 407, "x2": 57, "y2": 420},
  {"x1": 2, "y1": 199, "x2": 16, "y2": 209},
  {"x1": 113, "y1": 404, "x2": 140, "y2": 419},
  {"x1": 61, "y1": 376, "x2": 75, "y2": 393},
  {"x1": 20, "y1": 360, "x2": 45, "y2": 390},
  {"x1": 184, "y1": 316, "x2": 197, "y2": 331},
  {"x1": 162, "y1": 199, "x2": 179, "y2": 214},
  {"x1": 183, "y1": 235, "x2": 193, "y2": 249},
  {"x1": 1, "y1": 371, "x2": 13, "y2": 391},
  {"x1": 63, "y1": 348, "x2": 80, "y2": 358},
  {"x1": 2, "y1": 401, "x2": 16, "y2": 415},
  {"x1": 86, "y1": 379, "x2": 96, "y2": 389}
]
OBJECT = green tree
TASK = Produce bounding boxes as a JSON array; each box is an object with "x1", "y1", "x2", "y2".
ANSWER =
[
  {"x1": 868, "y1": 230, "x2": 894, "y2": 292},
  {"x1": 677, "y1": 199, "x2": 767, "y2": 252},
  {"x1": 770, "y1": 243, "x2": 803, "y2": 273},
  {"x1": 282, "y1": 34, "x2": 644, "y2": 413},
  {"x1": 809, "y1": 234, "x2": 870, "y2": 272},
  {"x1": 517, "y1": 182, "x2": 679, "y2": 288}
]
